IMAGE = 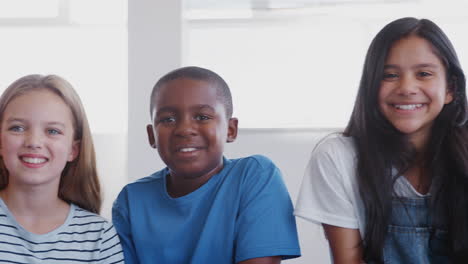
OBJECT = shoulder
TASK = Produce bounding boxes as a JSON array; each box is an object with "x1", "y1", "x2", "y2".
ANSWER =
[
  {"x1": 295, "y1": 135, "x2": 362, "y2": 229},
  {"x1": 69, "y1": 205, "x2": 121, "y2": 241},
  {"x1": 72, "y1": 207, "x2": 124, "y2": 263},
  {"x1": 314, "y1": 134, "x2": 356, "y2": 156},
  {"x1": 71, "y1": 205, "x2": 112, "y2": 228},
  {"x1": 310, "y1": 135, "x2": 357, "y2": 168},
  {"x1": 229, "y1": 154, "x2": 278, "y2": 170},
  {"x1": 113, "y1": 169, "x2": 168, "y2": 215},
  {"x1": 225, "y1": 155, "x2": 281, "y2": 184},
  {"x1": 133, "y1": 168, "x2": 166, "y2": 185},
  {"x1": 121, "y1": 168, "x2": 167, "y2": 193},
  {"x1": 225, "y1": 155, "x2": 287, "y2": 196}
]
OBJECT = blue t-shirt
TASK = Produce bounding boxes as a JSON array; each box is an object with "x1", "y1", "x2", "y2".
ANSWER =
[{"x1": 112, "y1": 155, "x2": 301, "y2": 264}]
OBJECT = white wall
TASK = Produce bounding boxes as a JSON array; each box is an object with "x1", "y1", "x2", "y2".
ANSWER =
[
  {"x1": 93, "y1": 133, "x2": 127, "y2": 220},
  {"x1": 127, "y1": 0, "x2": 183, "y2": 181}
]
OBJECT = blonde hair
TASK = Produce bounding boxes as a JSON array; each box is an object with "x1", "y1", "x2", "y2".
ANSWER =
[{"x1": 0, "y1": 74, "x2": 101, "y2": 213}]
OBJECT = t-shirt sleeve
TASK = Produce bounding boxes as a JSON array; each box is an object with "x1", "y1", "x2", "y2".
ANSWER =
[
  {"x1": 294, "y1": 138, "x2": 359, "y2": 229},
  {"x1": 235, "y1": 156, "x2": 301, "y2": 263},
  {"x1": 112, "y1": 188, "x2": 138, "y2": 264},
  {"x1": 99, "y1": 222, "x2": 126, "y2": 264}
]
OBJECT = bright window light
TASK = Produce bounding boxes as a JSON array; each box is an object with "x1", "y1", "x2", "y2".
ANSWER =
[
  {"x1": 0, "y1": 0, "x2": 60, "y2": 18},
  {"x1": 70, "y1": 0, "x2": 126, "y2": 25}
]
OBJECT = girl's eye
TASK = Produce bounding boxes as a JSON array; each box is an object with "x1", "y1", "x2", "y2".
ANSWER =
[
  {"x1": 383, "y1": 72, "x2": 398, "y2": 80},
  {"x1": 9, "y1": 125, "x2": 24, "y2": 132},
  {"x1": 418, "y1": 71, "x2": 432, "y2": 77},
  {"x1": 47, "y1": 129, "x2": 61, "y2": 135}
]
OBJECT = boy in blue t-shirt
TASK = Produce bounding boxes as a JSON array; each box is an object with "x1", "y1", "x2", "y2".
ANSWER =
[{"x1": 112, "y1": 66, "x2": 301, "y2": 264}]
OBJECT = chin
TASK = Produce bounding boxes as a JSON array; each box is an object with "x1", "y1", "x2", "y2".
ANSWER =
[{"x1": 391, "y1": 122, "x2": 422, "y2": 134}]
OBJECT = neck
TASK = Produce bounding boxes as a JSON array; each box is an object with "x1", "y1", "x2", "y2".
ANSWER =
[
  {"x1": 166, "y1": 174, "x2": 211, "y2": 198},
  {"x1": 167, "y1": 163, "x2": 224, "y2": 198},
  {"x1": 404, "y1": 164, "x2": 431, "y2": 195},
  {"x1": 0, "y1": 185, "x2": 70, "y2": 234},
  {"x1": 409, "y1": 127, "x2": 431, "y2": 154}
]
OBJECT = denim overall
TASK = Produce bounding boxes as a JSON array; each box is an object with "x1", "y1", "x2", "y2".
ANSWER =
[{"x1": 381, "y1": 197, "x2": 450, "y2": 263}]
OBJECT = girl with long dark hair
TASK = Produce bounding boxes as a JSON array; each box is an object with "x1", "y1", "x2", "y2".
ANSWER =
[{"x1": 295, "y1": 17, "x2": 468, "y2": 263}]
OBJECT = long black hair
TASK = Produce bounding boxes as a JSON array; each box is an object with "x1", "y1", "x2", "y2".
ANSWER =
[{"x1": 344, "y1": 17, "x2": 468, "y2": 262}]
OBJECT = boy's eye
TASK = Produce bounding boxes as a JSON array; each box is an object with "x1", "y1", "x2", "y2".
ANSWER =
[
  {"x1": 8, "y1": 125, "x2": 25, "y2": 132},
  {"x1": 194, "y1": 115, "x2": 211, "y2": 121},
  {"x1": 158, "y1": 117, "x2": 176, "y2": 124}
]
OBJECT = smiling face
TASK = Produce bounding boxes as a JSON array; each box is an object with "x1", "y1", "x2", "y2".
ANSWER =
[
  {"x1": 0, "y1": 89, "x2": 79, "y2": 190},
  {"x1": 148, "y1": 78, "x2": 238, "y2": 182},
  {"x1": 379, "y1": 35, "x2": 453, "y2": 149}
]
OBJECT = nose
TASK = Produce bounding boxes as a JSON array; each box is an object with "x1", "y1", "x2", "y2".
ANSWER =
[
  {"x1": 174, "y1": 117, "x2": 197, "y2": 137},
  {"x1": 397, "y1": 75, "x2": 419, "y2": 95},
  {"x1": 24, "y1": 130, "x2": 43, "y2": 149}
]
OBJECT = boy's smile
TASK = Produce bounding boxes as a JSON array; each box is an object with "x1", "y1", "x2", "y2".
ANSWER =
[{"x1": 148, "y1": 78, "x2": 238, "y2": 197}]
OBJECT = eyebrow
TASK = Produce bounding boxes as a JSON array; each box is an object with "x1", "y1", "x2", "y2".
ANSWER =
[
  {"x1": 156, "y1": 104, "x2": 216, "y2": 114},
  {"x1": 384, "y1": 63, "x2": 440, "y2": 70},
  {"x1": 192, "y1": 104, "x2": 216, "y2": 112},
  {"x1": 5, "y1": 117, "x2": 66, "y2": 128}
]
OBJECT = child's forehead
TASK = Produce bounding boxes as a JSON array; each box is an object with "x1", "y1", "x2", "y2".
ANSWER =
[
  {"x1": 161, "y1": 78, "x2": 214, "y2": 92},
  {"x1": 155, "y1": 78, "x2": 220, "y2": 102},
  {"x1": 153, "y1": 78, "x2": 227, "y2": 114}
]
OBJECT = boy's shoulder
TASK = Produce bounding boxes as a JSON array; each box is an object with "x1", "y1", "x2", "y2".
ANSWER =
[
  {"x1": 126, "y1": 168, "x2": 167, "y2": 187},
  {"x1": 228, "y1": 154, "x2": 277, "y2": 170}
]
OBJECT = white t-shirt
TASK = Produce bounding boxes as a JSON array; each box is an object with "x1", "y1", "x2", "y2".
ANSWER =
[{"x1": 294, "y1": 135, "x2": 427, "y2": 239}]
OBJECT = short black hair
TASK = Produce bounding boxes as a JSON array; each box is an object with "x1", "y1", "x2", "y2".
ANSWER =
[{"x1": 150, "y1": 66, "x2": 233, "y2": 118}]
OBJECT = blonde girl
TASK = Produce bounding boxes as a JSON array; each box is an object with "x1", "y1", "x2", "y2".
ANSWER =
[{"x1": 0, "y1": 74, "x2": 124, "y2": 263}]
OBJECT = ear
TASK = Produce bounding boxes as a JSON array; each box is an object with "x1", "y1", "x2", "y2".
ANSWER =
[
  {"x1": 445, "y1": 86, "x2": 454, "y2": 104},
  {"x1": 147, "y1": 124, "x2": 157, "y2": 148},
  {"x1": 226, "y1": 118, "x2": 238, "y2": 143},
  {"x1": 445, "y1": 91, "x2": 454, "y2": 104},
  {"x1": 445, "y1": 77, "x2": 455, "y2": 104},
  {"x1": 68, "y1": 140, "x2": 80, "y2": 162}
]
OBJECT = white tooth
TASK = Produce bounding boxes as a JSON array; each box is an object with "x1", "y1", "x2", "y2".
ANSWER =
[
  {"x1": 395, "y1": 104, "x2": 423, "y2": 110},
  {"x1": 180, "y1": 148, "x2": 196, "y2": 152},
  {"x1": 22, "y1": 157, "x2": 46, "y2": 164}
]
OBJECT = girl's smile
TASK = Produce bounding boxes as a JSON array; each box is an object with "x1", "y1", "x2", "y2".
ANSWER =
[
  {"x1": 0, "y1": 89, "x2": 79, "y2": 189},
  {"x1": 379, "y1": 35, "x2": 453, "y2": 150},
  {"x1": 19, "y1": 153, "x2": 49, "y2": 168}
]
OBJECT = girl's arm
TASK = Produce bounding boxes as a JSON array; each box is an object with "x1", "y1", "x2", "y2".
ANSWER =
[{"x1": 323, "y1": 224, "x2": 364, "y2": 264}]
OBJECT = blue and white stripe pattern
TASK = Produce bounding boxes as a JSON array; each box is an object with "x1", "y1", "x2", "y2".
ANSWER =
[{"x1": 0, "y1": 199, "x2": 125, "y2": 263}]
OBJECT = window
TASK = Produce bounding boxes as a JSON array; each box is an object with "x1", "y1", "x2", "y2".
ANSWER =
[
  {"x1": 185, "y1": 0, "x2": 468, "y2": 128},
  {"x1": 0, "y1": 0, "x2": 127, "y2": 134}
]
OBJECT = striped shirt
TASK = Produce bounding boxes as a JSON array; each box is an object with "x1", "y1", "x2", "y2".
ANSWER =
[{"x1": 0, "y1": 199, "x2": 125, "y2": 264}]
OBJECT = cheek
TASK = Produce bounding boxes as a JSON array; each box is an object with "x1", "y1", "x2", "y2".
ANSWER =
[
  {"x1": 154, "y1": 130, "x2": 167, "y2": 147},
  {"x1": 378, "y1": 85, "x2": 392, "y2": 110},
  {"x1": 378, "y1": 83, "x2": 389, "y2": 100},
  {"x1": 0, "y1": 135, "x2": 19, "y2": 154},
  {"x1": 212, "y1": 127, "x2": 228, "y2": 147},
  {"x1": 53, "y1": 140, "x2": 74, "y2": 159}
]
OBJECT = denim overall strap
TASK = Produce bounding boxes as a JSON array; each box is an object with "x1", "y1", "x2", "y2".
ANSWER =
[{"x1": 381, "y1": 197, "x2": 449, "y2": 264}]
